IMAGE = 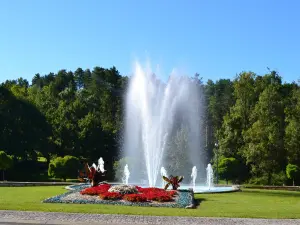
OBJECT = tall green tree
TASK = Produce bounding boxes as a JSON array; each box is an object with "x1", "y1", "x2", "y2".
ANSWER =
[
  {"x1": 285, "y1": 88, "x2": 300, "y2": 166},
  {"x1": 243, "y1": 84, "x2": 285, "y2": 184}
]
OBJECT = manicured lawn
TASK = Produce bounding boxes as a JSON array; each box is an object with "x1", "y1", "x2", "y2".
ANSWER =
[{"x1": 0, "y1": 186, "x2": 300, "y2": 218}]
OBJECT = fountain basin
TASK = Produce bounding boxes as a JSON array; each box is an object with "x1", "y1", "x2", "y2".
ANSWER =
[{"x1": 179, "y1": 185, "x2": 240, "y2": 194}]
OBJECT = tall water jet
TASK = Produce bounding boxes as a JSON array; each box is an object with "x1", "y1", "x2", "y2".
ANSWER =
[
  {"x1": 206, "y1": 163, "x2": 214, "y2": 189},
  {"x1": 123, "y1": 62, "x2": 205, "y2": 187},
  {"x1": 191, "y1": 166, "x2": 197, "y2": 190},
  {"x1": 160, "y1": 167, "x2": 168, "y2": 188},
  {"x1": 123, "y1": 164, "x2": 130, "y2": 185}
]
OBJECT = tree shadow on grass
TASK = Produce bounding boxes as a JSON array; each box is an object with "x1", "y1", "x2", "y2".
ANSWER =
[{"x1": 194, "y1": 197, "x2": 206, "y2": 207}]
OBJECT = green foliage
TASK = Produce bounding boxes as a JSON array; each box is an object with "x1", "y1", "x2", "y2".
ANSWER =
[
  {"x1": 48, "y1": 156, "x2": 80, "y2": 181},
  {"x1": 286, "y1": 164, "x2": 300, "y2": 186},
  {"x1": 0, "y1": 151, "x2": 13, "y2": 181},
  {"x1": 218, "y1": 157, "x2": 239, "y2": 184},
  {"x1": 285, "y1": 89, "x2": 300, "y2": 166},
  {"x1": 0, "y1": 151, "x2": 13, "y2": 170},
  {"x1": 1, "y1": 66, "x2": 300, "y2": 184},
  {"x1": 243, "y1": 85, "x2": 285, "y2": 184}
]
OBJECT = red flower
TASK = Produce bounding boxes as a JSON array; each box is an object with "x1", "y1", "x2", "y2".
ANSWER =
[
  {"x1": 133, "y1": 187, "x2": 176, "y2": 202},
  {"x1": 99, "y1": 192, "x2": 122, "y2": 200},
  {"x1": 80, "y1": 184, "x2": 111, "y2": 195},
  {"x1": 88, "y1": 167, "x2": 96, "y2": 180},
  {"x1": 123, "y1": 194, "x2": 147, "y2": 202}
]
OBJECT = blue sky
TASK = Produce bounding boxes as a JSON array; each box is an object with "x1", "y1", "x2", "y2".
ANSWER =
[{"x1": 0, "y1": 0, "x2": 299, "y2": 84}]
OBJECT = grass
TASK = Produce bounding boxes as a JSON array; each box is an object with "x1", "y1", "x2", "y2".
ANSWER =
[{"x1": 0, "y1": 186, "x2": 300, "y2": 218}]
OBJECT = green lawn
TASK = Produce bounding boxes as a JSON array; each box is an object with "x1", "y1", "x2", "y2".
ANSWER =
[{"x1": 0, "y1": 186, "x2": 300, "y2": 218}]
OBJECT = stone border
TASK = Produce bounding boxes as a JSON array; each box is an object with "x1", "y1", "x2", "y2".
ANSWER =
[
  {"x1": 242, "y1": 185, "x2": 300, "y2": 191},
  {"x1": 0, "y1": 181, "x2": 76, "y2": 187},
  {"x1": 1, "y1": 210, "x2": 300, "y2": 225},
  {"x1": 194, "y1": 185, "x2": 241, "y2": 194}
]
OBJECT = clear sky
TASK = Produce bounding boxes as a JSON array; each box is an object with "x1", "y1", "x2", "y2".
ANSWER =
[{"x1": 0, "y1": 0, "x2": 299, "y2": 84}]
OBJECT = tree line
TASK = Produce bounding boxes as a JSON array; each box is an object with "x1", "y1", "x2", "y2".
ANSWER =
[{"x1": 0, "y1": 67, "x2": 299, "y2": 185}]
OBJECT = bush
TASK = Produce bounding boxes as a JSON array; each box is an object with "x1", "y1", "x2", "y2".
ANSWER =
[
  {"x1": 248, "y1": 176, "x2": 269, "y2": 185},
  {"x1": 286, "y1": 164, "x2": 300, "y2": 186},
  {"x1": 271, "y1": 171, "x2": 287, "y2": 186},
  {"x1": 0, "y1": 151, "x2": 13, "y2": 180},
  {"x1": 48, "y1": 155, "x2": 80, "y2": 181},
  {"x1": 6, "y1": 160, "x2": 49, "y2": 181},
  {"x1": 248, "y1": 171, "x2": 287, "y2": 186},
  {"x1": 218, "y1": 157, "x2": 240, "y2": 184}
]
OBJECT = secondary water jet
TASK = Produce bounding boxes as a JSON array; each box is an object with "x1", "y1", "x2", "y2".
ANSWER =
[
  {"x1": 206, "y1": 163, "x2": 214, "y2": 189},
  {"x1": 123, "y1": 164, "x2": 130, "y2": 185},
  {"x1": 160, "y1": 167, "x2": 168, "y2": 188},
  {"x1": 191, "y1": 166, "x2": 197, "y2": 191}
]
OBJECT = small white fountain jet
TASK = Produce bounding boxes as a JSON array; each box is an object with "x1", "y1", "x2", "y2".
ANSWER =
[
  {"x1": 191, "y1": 166, "x2": 197, "y2": 191},
  {"x1": 160, "y1": 167, "x2": 168, "y2": 188},
  {"x1": 122, "y1": 164, "x2": 130, "y2": 185},
  {"x1": 97, "y1": 157, "x2": 106, "y2": 173},
  {"x1": 206, "y1": 163, "x2": 214, "y2": 190}
]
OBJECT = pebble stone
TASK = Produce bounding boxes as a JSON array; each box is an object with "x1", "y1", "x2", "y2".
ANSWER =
[{"x1": 1, "y1": 210, "x2": 300, "y2": 225}]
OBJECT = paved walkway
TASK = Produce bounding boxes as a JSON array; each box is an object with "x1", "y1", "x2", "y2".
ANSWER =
[{"x1": 1, "y1": 210, "x2": 300, "y2": 225}]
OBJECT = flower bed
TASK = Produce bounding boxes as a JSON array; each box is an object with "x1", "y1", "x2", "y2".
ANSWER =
[
  {"x1": 80, "y1": 184, "x2": 111, "y2": 195},
  {"x1": 43, "y1": 184, "x2": 194, "y2": 208}
]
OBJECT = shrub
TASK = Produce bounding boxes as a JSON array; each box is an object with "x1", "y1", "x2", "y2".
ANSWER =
[
  {"x1": 48, "y1": 155, "x2": 81, "y2": 181},
  {"x1": 80, "y1": 184, "x2": 111, "y2": 195},
  {"x1": 99, "y1": 192, "x2": 122, "y2": 200},
  {"x1": 218, "y1": 157, "x2": 240, "y2": 184},
  {"x1": 271, "y1": 171, "x2": 287, "y2": 186},
  {"x1": 286, "y1": 164, "x2": 300, "y2": 186},
  {"x1": 123, "y1": 194, "x2": 147, "y2": 202},
  {"x1": 6, "y1": 160, "x2": 47, "y2": 181},
  {"x1": 0, "y1": 151, "x2": 13, "y2": 181}
]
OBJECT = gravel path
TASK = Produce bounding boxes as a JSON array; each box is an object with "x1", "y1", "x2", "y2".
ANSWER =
[{"x1": 1, "y1": 210, "x2": 300, "y2": 225}]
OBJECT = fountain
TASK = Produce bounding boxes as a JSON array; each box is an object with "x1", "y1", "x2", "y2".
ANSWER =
[
  {"x1": 123, "y1": 62, "x2": 203, "y2": 187},
  {"x1": 191, "y1": 166, "x2": 197, "y2": 191},
  {"x1": 97, "y1": 157, "x2": 105, "y2": 173},
  {"x1": 206, "y1": 163, "x2": 214, "y2": 189},
  {"x1": 160, "y1": 167, "x2": 168, "y2": 188},
  {"x1": 122, "y1": 164, "x2": 130, "y2": 185},
  {"x1": 121, "y1": 62, "x2": 238, "y2": 193}
]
